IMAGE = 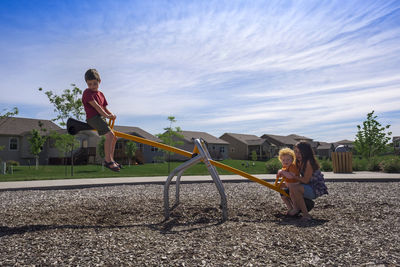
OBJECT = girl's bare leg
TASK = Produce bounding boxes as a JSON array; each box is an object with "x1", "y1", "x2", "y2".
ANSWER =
[
  {"x1": 289, "y1": 183, "x2": 311, "y2": 218},
  {"x1": 281, "y1": 195, "x2": 293, "y2": 211}
]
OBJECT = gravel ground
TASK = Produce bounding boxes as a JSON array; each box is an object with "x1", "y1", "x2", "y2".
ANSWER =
[{"x1": 0, "y1": 182, "x2": 399, "y2": 266}]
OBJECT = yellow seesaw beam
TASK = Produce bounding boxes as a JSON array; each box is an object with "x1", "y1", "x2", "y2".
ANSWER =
[{"x1": 113, "y1": 129, "x2": 289, "y2": 197}]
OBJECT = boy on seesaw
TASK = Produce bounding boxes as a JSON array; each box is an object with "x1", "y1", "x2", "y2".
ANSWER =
[{"x1": 82, "y1": 69, "x2": 121, "y2": 172}]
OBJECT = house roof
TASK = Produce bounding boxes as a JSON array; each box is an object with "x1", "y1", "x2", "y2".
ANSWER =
[
  {"x1": 0, "y1": 117, "x2": 62, "y2": 136},
  {"x1": 222, "y1": 133, "x2": 267, "y2": 146},
  {"x1": 317, "y1": 141, "x2": 333, "y2": 150},
  {"x1": 335, "y1": 139, "x2": 354, "y2": 144},
  {"x1": 262, "y1": 134, "x2": 317, "y2": 147},
  {"x1": 180, "y1": 131, "x2": 229, "y2": 145},
  {"x1": 288, "y1": 134, "x2": 313, "y2": 141},
  {"x1": 113, "y1": 125, "x2": 161, "y2": 142},
  {"x1": 262, "y1": 134, "x2": 298, "y2": 146}
]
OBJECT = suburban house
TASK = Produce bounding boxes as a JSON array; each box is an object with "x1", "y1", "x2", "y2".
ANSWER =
[
  {"x1": 170, "y1": 131, "x2": 229, "y2": 161},
  {"x1": 62, "y1": 125, "x2": 165, "y2": 165},
  {"x1": 219, "y1": 133, "x2": 275, "y2": 160},
  {"x1": 112, "y1": 125, "x2": 164, "y2": 164},
  {"x1": 0, "y1": 117, "x2": 164, "y2": 165},
  {"x1": 260, "y1": 134, "x2": 299, "y2": 153},
  {"x1": 316, "y1": 142, "x2": 335, "y2": 158},
  {"x1": 0, "y1": 116, "x2": 360, "y2": 164},
  {"x1": 0, "y1": 117, "x2": 62, "y2": 165},
  {"x1": 261, "y1": 133, "x2": 337, "y2": 158},
  {"x1": 393, "y1": 136, "x2": 400, "y2": 154}
]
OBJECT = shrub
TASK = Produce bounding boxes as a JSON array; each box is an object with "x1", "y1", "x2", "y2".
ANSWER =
[
  {"x1": 353, "y1": 157, "x2": 368, "y2": 171},
  {"x1": 6, "y1": 160, "x2": 20, "y2": 173},
  {"x1": 319, "y1": 159, "x2": 332, "y2": 172},
  {"x1": 265, "y1": 158, "x2": 281, "y2": 174},
  {"x1": 6, "y1": 160, "x2": 20, "y2": 166},
  {"x1": 367, "y1": 157, "x2": 382, "y2": 172},
  {"x1": 379, "y1": 157, "x2": 400, "y2": 173}
]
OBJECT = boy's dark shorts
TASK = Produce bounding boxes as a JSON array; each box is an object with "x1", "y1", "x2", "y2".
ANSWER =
[{"x1": 86, "y1": 115, "x2": 111, "y2": 136}]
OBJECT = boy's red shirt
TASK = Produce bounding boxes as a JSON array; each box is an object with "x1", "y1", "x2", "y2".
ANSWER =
[{"x1": 82, "y1": 88, "x2": 108, "y2": 120}]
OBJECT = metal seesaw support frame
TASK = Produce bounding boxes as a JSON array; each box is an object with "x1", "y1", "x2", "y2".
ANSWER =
[{"x1": 164, "y1": 138, "x2": 228, "y2": 221}]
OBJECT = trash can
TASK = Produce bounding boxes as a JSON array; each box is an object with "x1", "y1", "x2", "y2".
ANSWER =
[{"x1": 332, "y1": 152, "x2": 353, "y2": 173}]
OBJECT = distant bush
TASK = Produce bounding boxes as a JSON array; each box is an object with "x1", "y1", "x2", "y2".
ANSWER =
[
  {"x1": 319, "y1": 158, "x2": 332, "y2": 172},
  {"x1": 353, "y1": 157, "x2": 368, "y2": 171},
  {"x1": 367, "y1": 157, "x2": 382, "y2": 172},
  {"x1": 265, "y1": 158, "x2": 281, "y2": 174},
  {"x1": 379, "y1": 157, "x2": 400, "y2": 173},
  {"x1": 266, "y1": 157, "x2": 334, "y2": 173},
  {"x1": 6, "y1": 160, "x2": 20, "y2": 166},
  {"x1": 265, "y1": 155, "x2": 400, "y2": 173},
  {"x1": 6, "y1": 160, "x2": 20, "y2": 173}
]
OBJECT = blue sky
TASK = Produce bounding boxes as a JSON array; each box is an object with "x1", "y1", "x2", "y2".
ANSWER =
[{"x1": 1, "y1": 0, "x2": 399, "y2": 142}]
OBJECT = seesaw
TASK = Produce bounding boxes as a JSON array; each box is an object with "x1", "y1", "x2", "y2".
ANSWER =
[{"x1": 67, "y1": 118, "x2": 290, "y2": 221}]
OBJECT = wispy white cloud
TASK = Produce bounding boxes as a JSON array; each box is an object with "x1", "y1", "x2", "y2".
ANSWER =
[{"x1": 0, "y1": 0, "x2": 399, "y2": 142}]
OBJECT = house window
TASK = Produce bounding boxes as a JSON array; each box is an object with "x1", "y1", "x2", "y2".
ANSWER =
[
  {"x1": 9, "y1": 137, "x2": 18, "y2": 151},
  {"x1": 220, "y1": 147, "x2": 225, "y2": 153},
  {"x1": 394, "y1": 139, "x2": 400, "y2": 148},
  {"x1": 82, "y1": 140, "x2": 88, "y2": 148},
  {"x1": 151, "y1": 147, "x2": 158, "y2": 152}
]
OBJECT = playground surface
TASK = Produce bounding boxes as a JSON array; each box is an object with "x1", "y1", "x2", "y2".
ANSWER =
[
  {"x1": 0, "y1": 181, "x2": 399, "y2": 266},
  {"x1": 1, "y1": 171, "x2": 399, "y2": 191}
]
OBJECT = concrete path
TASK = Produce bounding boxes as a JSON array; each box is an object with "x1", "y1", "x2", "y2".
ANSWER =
[{"x1": 1, "y1": 171, "x2": 399, "y2": 191}]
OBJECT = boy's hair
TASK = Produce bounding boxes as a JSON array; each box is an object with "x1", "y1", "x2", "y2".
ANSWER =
[
  {"x1": 85, "y1": 69, "x2": 101, "y2": 82},
  {"x1": 278, "y1": 147, "x2": 295, "y2": 163}
]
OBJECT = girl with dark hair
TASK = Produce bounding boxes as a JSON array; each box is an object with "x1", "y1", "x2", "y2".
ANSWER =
[{"x1": 279, "y1": 141, "x2": 328, "y2": 221}]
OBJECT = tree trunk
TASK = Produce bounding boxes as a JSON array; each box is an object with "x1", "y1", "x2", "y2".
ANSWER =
[
  {"x1": 35, "y1": 155, "x2": 39, "y2": 170},
  {"x1": 64, "y1": 151, "x2": 67, "y2": 176},
  {"x1": 71, "y1": 143, "x2": 74, "y2": 176}
]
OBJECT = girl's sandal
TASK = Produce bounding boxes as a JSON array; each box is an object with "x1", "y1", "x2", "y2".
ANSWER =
[
  {"x1": 300, "y1": 215, "x2": 312, "y2": 221},
  {"x1": 287, "y1": 209, "x2": 301, "y2": 217},
  {"x1": 104, "y1": 161, "x2": 120, "y2": 172}
]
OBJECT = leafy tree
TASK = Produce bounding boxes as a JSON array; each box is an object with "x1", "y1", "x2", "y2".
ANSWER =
[
  {"x1": 40, "y1": 84, "x2": 85, "y2": 172},
  {"x1": 50, "y1": 131, "x2": 80, "y2": 176},
  {"x1": 125, "y1": 141, "x2": 137, "y2": 166},
  {"x1": 251, "y1": 150, "x2": 258, "y2": 161},
  {"x1": 39, "y1": 84, "x2": 84, "y2": 126},
  {"x1": 354, "y1": 111, "x2": 392, "y2": 158},
  {"x1": 156, "y1": 116, "x2": 184, "y2": 173},
  {"x1": 28, "y1": 121, "x2": 48, "y2": 170},
  {"x1": 0, "y1": 107, "x2": 19, "y2": 119}
]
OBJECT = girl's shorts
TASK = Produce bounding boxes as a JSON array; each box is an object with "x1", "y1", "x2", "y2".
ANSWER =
[
  {"x1": 87, "y1": 115, "x2": 111, "y2": 136},
  {"x1": 303, "y1": 184, "x2": 316, "y2": 200}
]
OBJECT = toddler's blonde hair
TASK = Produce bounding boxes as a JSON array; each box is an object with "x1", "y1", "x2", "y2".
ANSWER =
[{"x1": 278, "y1": 147, "x2": 295, "y2": 163}]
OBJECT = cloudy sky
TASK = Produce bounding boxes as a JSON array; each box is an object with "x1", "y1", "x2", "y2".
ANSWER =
[{"x1": 1, "y1": 0, "x2": 399, "y2": 142}]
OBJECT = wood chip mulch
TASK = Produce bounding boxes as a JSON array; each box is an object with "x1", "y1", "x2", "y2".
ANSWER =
[{"x1": 0, "y1": 182, "x2": 399, "y2": 266}]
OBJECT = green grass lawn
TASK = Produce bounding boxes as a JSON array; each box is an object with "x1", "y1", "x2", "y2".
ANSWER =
[{"x1": 0, "y1": 160, "x2": 268, "y2": 182}]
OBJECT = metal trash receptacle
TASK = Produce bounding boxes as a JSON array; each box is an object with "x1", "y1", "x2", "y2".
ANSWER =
[{"x1": 332, "y1": 152, "x2": 353, "y2": 173}]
